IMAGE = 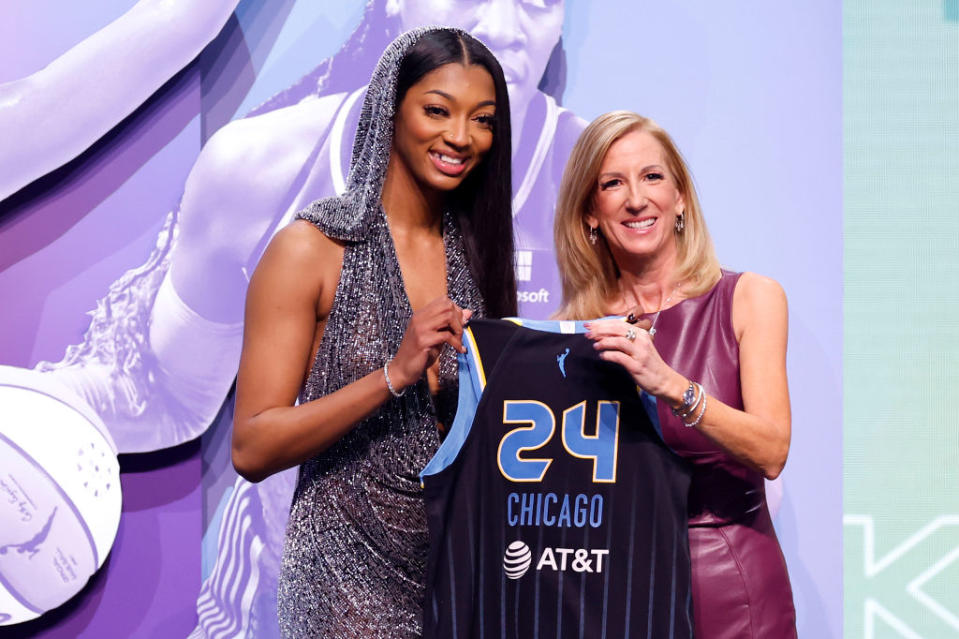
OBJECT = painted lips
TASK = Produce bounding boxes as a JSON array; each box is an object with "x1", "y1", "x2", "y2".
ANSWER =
[{"x1": 430, "y1": 150, "x2": 468, "y2": 177}]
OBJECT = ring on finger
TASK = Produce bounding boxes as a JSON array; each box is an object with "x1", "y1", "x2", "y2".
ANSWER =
[{"x1": 625, "y1": 327, "x2": 637, "y2": 342}]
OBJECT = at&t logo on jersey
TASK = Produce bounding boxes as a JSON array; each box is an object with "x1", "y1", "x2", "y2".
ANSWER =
[
  {"x1": 503, "y1": 542, "x2": 610, "y2": 579},
  {"x1": 503, "y1": 541, "x2": 532, "y2": 579}
]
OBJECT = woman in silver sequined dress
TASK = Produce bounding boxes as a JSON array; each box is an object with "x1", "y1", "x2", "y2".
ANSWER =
[{"x1": 229, "y1": 28, "x2": 516, "y2": 638}]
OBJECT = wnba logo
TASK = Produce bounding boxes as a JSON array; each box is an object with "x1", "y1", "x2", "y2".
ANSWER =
[{"x1": 503, "y1": 540, "x2": 532, "y2": 579}]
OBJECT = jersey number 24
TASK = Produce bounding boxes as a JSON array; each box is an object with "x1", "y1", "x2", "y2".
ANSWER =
[{"x1": 497, "y1": 400, "x2": 620, "y2": 483}]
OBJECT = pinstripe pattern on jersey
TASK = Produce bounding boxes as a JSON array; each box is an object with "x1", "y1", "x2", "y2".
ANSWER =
[{"x1": 422, "y1": 319, "x2": 693, "y2": 638}]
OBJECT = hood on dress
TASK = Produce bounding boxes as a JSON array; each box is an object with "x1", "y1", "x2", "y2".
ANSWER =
[{"x1": 296, "y1": 26, "x2": 477, "y2": 242}]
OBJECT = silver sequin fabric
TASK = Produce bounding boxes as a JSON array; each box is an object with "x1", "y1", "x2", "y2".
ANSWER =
[{"x1": 277, "y1": 27, "x2": 486, "y2": 639}]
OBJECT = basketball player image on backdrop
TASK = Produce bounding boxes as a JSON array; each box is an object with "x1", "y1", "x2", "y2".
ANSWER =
[
  {"x1": 1, "y1": 2, "x2": 583, "y2": 636},
  {"x1": 230, "y1": 27, "x2": 515, "y2": 636},
  {"x1": 554, "y1": 111, "x2": 797, "y2": 637},
  {"x1": 13, "y1": 0, "x2": 580, "y2": 455}
]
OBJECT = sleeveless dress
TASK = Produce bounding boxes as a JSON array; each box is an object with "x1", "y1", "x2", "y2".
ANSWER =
[
  {"x1": 276, "y1": 207, "x2": 484, "y2": 638},
  {"x1": 193, "y1": 27, "x2": 494, "y2": 639},
  {"x1": 645, "y1": 270, "x2": 797, "y2": 638}
]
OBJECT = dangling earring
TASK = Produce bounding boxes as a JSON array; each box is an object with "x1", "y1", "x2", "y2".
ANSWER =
[
  {"x1": 588, "y1": 225, "x2": 598, "y2": 245},
  {"x1": 675, "y1": 211, "x2": 686, "y2": 233}
]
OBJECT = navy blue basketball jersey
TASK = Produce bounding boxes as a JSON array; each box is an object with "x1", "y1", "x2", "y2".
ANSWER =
[{"x1": 421, "y1": 318, "x2": 693, "y2": 638}]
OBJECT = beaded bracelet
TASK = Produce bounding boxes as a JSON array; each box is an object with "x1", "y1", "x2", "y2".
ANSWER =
[{"x1": 384, "y1": 357, "x2": 405, "y2": 398}]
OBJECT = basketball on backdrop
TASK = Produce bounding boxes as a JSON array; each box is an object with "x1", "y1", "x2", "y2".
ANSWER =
[{"x1": 0, "y1": 366, "x2": 122, "y2": 626}]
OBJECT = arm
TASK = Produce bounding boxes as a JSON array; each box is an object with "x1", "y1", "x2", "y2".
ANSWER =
[
  {"x1": 231, "y1": 221, "x2": 470, "y2": 483},
  {"x1": 0, "y1": 0, "x2": 240, "y2": 200},
  {"x1": 586, "y1": 273, "x2": 791, "y2": 479},
  {"x1": 719, "y1": 272, "x2": 791, "y2": 478}
]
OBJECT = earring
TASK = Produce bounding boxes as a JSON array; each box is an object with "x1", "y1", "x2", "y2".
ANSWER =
[
  {"x1": 588, "y1": 226, "x2": 598, "y2": 245},
  {"x1": 675, "y1": 211, "x2": 685, "y2": 233}
]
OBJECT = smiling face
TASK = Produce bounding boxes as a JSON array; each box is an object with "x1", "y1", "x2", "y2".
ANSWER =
[
  {"x1": 390, "y1": 62, "x2": 497, "y2": 196},
  {"x1": 390, "y1": 0, "x2": 564, "y2": 114},
  {"x1": 586, "y1": 129, "x2": 686, "y2": 270}
]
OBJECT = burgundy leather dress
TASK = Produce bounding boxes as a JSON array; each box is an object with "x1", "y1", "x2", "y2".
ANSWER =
[{"x1": 645, "y1": 271, "x2": 797, "y2": 638}]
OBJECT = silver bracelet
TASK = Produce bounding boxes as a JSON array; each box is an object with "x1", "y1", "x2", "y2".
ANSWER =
[
  {"x1": 678, "y1": 383, "x2": 704, "y2": 420},
  {"x1": 384, "y1": 357, "x2": 405, "y2": 398},
  {"x1": 671, "y1": 381, "x2": 697, "y2": 417},
  {"x1": 683, "y1": 391, "x2": 707, "y2": 428}
]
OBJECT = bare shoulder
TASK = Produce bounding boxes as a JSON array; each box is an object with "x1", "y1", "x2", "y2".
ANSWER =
[
  {"x1": 251, "y1": 220, "x2": 344, "y2": 314},
  {"x1": 731, "y1": 272, "x2": 788, "y2": 340},
  {"x1": 735, "y1": 272, "x2": 786, "y2": 305},
  {"x1": 194, "y1": 93, "x2": 350, "y2": 185},
  {"x1": 178, "y1": 93, "x2": 351, "y2": 240},
  {"x1": 260, "y1": 219, "x2": 344, "y2": 275},
  {"x1": 218, "y1": 94, "x2": 348, "y2": 150}
]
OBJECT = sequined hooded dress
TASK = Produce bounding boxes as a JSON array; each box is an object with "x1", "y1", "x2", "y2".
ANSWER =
[{"x1": 276, "y1": 28, "x2": 486, "y2": 638}]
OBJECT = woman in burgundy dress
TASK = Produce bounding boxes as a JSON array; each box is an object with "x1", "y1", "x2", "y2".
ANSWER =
[{"x1": 553, "y1": 111, "x2": 797, "y2": 638}]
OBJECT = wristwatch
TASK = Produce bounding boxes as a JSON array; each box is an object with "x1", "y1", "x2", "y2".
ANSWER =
[{"x1": 671, "y1": 381, "x2": 697, "y2": 416}]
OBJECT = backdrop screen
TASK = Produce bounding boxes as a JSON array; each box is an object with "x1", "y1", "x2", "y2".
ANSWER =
[{"x1": 0, "y1": 0, "x2": 877, "y2": 636}]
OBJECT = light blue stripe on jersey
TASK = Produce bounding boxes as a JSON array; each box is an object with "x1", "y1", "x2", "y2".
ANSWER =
[
  {"x1": 504, "y1": 317, "x2": 592, "y2": 333},
  {"x1": 640, "y1": 391, "x2": 664, "y2": 442},
  {"x1": 420, "y1": 328, "x2": 484, "y2": 481},
  {"x1": 506, "y1": 314, "x2": 643, "y2": 333}
]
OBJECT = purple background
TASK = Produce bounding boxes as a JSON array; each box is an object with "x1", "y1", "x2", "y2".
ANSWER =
[{"x1": 0, "y1": 1, "x2": 841, "y2": 637}]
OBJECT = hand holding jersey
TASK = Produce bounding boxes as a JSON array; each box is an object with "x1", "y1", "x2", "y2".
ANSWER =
[
  {"x1": 388, "y1": 297, "x2": 472, "y2": 393},
  {"x1": 584, "y1": 317, "x2": 689, "y2": 406}
]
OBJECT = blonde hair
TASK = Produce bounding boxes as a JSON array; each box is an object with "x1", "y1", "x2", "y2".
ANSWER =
[{"x1": 554, "y1": 111, "x2": 721, "y2": 319}]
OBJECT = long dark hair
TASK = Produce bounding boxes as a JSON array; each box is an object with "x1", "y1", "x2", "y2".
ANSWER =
[{"x1": 394, "y1": 30, "x2": 517, "y2": 317}]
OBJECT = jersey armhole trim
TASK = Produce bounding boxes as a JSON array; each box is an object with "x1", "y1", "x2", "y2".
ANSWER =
[
  {"x1": 640, "y1": 389, "x2": 665, "y2": 443},
  {"x1": 420, "y1": 327, "x2": 485, "y2": 482}
]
